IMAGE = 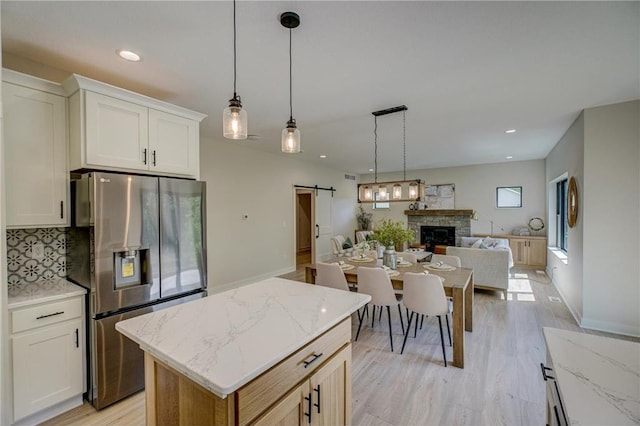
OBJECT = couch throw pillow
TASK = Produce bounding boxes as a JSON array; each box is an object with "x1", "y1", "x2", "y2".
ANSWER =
[
  {"x1": 471, "y1": 239, "x2": 483, "y2": 249},
  {"x1": 342, "y1": 237, "x2": 353, "y2": 249},
  {"x1": 483, "y1": 237, "x2": 498, "y2": 248}
]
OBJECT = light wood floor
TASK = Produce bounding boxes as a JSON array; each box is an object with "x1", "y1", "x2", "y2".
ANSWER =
[{"x1": 41, "y1": 268, "x2": 637, "y2": 426}]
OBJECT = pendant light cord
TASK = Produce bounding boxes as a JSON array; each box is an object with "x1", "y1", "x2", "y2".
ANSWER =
[
  {"x1": 233, "y1": 0, "x2": 237, "y2": 98},
  {"x1": 374, "y1": 116, "x2": 378, "y2": 183},
  {"x1": 289, "y1": 28, "x2": 293, "y2": 121},
  {"x1": 403, "y1": 110, "x2": 406, "y2": 181}
]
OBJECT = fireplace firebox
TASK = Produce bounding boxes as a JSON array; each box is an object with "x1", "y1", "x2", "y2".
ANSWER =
[{"x1": 421, "y1": 226, "x2": 456, "y2": 252}]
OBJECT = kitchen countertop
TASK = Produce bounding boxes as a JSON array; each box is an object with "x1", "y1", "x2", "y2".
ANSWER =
[
  {"x1": 8, "y1": 279, "x2": 86, "y2": 310},
  {"x1": 116, "y1": 277, "x2": 370, "y2": 399},
  {"x1": 543, "y1": 327, "x2": 640, "y2": 425}
]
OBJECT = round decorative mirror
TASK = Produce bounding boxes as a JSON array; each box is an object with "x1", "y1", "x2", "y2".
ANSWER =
[
  {"x1": 568, "y1": 176, "x2": 578, "y2": 228},
  {"x1": 528, "y1": 217, "x2": 544, "y2": 232}
]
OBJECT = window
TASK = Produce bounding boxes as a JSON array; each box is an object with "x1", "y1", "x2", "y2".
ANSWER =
[
  {"x1": 496, "y1": 186, "x2": 522, "y2": 208},
  {"x1": 373, "y1": 192, "x2": 389, "y2": 209},
  {"x1": 556, "y1": 179, "x2": 568, "y2": 252}
]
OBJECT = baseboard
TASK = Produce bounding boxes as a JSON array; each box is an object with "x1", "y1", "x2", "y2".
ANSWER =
[
  {"x1": 11, "y1": 395, "x2": 83, "y2": 426},
  {"x1": 548, "y1": 270, "x2": 583, "y2": 327},
  {"x1": 207, "y1": 266, "x2": 297, "y2": 295},
  {"x1": 580, "y1": 317, "x2": 640, "y2": 338}
]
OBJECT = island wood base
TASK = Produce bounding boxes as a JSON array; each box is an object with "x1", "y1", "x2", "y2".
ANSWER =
[{"x1": 142, "y1": 318, "x2": 352, "y2": 426}]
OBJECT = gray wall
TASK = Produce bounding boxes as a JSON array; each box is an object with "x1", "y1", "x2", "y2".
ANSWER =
[{"x1": 546, "y1": 101, "x2": 640, "y2": 337}]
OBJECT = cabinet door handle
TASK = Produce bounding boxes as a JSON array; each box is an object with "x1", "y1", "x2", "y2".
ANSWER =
[
  {"x1": 152, "y1": 150, "x2": 157, "y2": 166},
  {"x1": 304, "y1": 393, "x2": 312, "y2": 423},
  {"x1": 143, "y1": 148, "x2": 148, "y2": 165},
  {"x1": 75, "y1": 328, "x2": 79, "y2": 348},
  {"x1": 303, "y1": 352, "x2": 323, "y2": 368},
  {"x1": 60, "y1": 200, "x2": 64, "y2": 219},
  {"x1": 315, "y1": 224, "x2": 320, "y2": 239},
  {"x1": 36, "y1": 311, "x2": 64, "y2": 320},
  {"x1": 313, "y1": 384, "x2": 321, "y2": 413},
  {"x1": 540, "y1": 363, "x2": 554, "y2": 381}
]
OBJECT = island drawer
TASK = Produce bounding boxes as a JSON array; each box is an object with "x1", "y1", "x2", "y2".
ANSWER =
[
  {"x1": 236, "y1": 318, "x2": 351, "y2": 426},
  {"x1": 11, "y1": 297, "x2": 83, "y2": 334}
]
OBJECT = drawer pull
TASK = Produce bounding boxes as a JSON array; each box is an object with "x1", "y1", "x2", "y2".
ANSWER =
[
  {"x1": 36, "y1": 311, "x2": 64, "y2": 320},
  {"x1": 143, "y1": 148, "x2": 148, "y2": 165},
  {"x1": 540, "y1": 363, "x2": 554, "y2": 381},
  {"x1": 75, "y1": 328, "x2": 79, "y2": 348},
  {"x1": 303, "y1": 352, "x2": 323, "y2": 369},
  {"x1": 304, "y1": 393, "x2": 312, "y2": 423}
]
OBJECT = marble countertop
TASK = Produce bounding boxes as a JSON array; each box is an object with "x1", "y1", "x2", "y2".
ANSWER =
[
  {"x1": 8, "y1": 279, "x2": 87, "y2": 310},
  {"x1": 116, "y1": 277, "x2": 370, "y2": 398},
  {"x1": 543, "y1": 327, "x2": 640, "y2": 425}
]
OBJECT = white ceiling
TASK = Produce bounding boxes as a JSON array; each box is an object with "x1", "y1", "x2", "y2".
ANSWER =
[{"x1": 2, "y1": 1, "x2": 638, "y2": 175}]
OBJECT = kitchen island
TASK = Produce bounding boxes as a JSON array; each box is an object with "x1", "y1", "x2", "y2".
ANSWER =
[
  {"x1": 542, "y1": 327, "x2": 640, "y2": 425},
  {"x1": 116, "y1": 277, "x2": 370, "y2": 425}
]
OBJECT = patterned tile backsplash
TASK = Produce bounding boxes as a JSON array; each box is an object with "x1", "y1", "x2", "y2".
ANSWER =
[{"x1": 6, "y1": 228, "x2": 68, "y2": 296}]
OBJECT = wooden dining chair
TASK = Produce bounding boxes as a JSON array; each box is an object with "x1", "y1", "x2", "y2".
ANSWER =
[
  {"x1": 355, "y1": 266, "x2": 405, "y2": 352},
  {"x1": 400, "y1": 272, "x2": 451, "y2": 366}
]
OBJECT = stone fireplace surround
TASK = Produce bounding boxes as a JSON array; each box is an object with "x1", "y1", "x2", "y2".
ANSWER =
[{"x1": 405, "y1": 209, "x2": 473, "y2": 248}]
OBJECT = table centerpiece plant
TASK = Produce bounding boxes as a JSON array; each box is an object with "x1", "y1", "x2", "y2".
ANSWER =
[{"x1": 371, "y1": 218, "x2": 415, "y2": 252}]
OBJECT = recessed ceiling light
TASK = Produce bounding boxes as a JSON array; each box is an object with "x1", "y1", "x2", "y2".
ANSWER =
[
  {"x1": 505, "y1": 129, "x2": 517, "y2": 134},
  {"x1": 320, "y1": 155, "x2": 327, "y2": 159},
  {"x1": 117, "y1": 50, "x2": 141, "y2": 62},
  {"x1": 369, "y1": 168, "x2": 374, "y2": 172},
  {"x1": 506, "y1": 156, "x2": 513, "y2": 159}
]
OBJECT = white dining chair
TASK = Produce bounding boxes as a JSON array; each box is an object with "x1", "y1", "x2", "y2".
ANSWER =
[
  {"x1": 315, "y1": 262, "x2": 351, "y2": 291},
  {"x1": 400, "y1": 272, "x2": 451, "y2": 367},
  {"x1": 397, "y1": 251, "x2": 418, "y2": 264},
  {"x1": 430, "y1": 254, "x2": 461, "y2": 268},
  {"x1": 355, "y1": 266, "x2": 405, "y2": 352}
]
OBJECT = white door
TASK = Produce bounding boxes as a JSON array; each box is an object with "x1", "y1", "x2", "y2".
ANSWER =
[
  {"x1": 148, "y1": 109, "x2": 199, "y2": 177},
  {"x1": 315, "y1": 190, "x2": 333, "y2": 262},
  {"x1": 85, "y1": 91, "x2": 149, "y2": 171}
]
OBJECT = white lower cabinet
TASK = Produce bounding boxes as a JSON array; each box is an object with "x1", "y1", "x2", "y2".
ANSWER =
[{"x1": 10, "y1": 296, "x2": 85, "y2": 424}]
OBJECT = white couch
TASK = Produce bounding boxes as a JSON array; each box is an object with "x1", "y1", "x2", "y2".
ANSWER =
[
  {"x1": 330, "y1": 235, "x2": 355, "y2": 257},
  {"x1": 446, "y1": 237, "x2": 513, "y2": 298}
]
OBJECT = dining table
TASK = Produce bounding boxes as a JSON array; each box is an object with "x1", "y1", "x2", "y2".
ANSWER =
[{"x1": 305, "y1": 256, "x2": 474, "y2": 368}]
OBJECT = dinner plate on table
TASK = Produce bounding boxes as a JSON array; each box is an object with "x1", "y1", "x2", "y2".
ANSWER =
[
  {"x1": 386, "y1": 270, "x2": 400, "y2": 277},
  {"x1": 397, "y1": 261, "x2": 412, "y2": 267},
  {"x1": 424, "y1": 263, "x2": 456, "y2": 271},
  {"x1": 350, "y1": 256, "x2": 374, "y2": 262},
  {"x1": 339, "y1": 264, "x2": 354, "y2": 271}
]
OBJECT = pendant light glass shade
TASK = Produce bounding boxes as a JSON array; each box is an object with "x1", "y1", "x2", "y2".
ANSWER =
[
  {"x1": 281, "y1": 119, "x2": 301, "y2": 153},
  {"x1": 360, "y1": 185, "x2": 372, "y2": 201},
  {"x1": 408, "y1": 181, "x2": 419, "y2": 199},
  {"x1": 392, "y1": 183, "x2": 403, "y2": 200},
  {"x1": 378, "y1": 184, "x2": 388, "y2": 200},
  {"x1": 223, "y1": 99, "x2": 248, "y2": 139}
]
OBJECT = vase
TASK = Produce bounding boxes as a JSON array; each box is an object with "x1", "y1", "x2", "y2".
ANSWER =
[{"x1": 382, "y1": 244, "x2": 397, "y2": 270}]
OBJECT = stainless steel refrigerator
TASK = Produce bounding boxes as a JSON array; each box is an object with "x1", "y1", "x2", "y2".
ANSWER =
[{"x1": 67, "y1": 171, "x2": 207, "y2": 409}]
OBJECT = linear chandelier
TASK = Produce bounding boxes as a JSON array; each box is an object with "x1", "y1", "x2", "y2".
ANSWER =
[{"x1": 358, "y1": 105, "x2": 423, "y2": 203}]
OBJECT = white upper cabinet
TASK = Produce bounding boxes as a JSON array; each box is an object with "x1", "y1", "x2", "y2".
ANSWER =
[
  {"x1": 84, "y1": 91, "x2": 149, "y2": 170},
  {"x1": 2, "y1": 70, "x2": 69, "y2": 228},
  {"x1": 148, "y1": 109, "x2": 199, "y2": 176},
  {"x1": 64, "y1": 74, "x2": 206, "y2": 178}
]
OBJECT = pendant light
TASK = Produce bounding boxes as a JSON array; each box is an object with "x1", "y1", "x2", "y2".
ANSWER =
[
  {"x1": 280, "y1": 12, "x2": 301, "y2": 153},
  {"x1": 223, "y1": 0, "x2": 248, "y2": 140},
  {"x1": 357, "y1": 105, "x2": 423, "y2": 203}
]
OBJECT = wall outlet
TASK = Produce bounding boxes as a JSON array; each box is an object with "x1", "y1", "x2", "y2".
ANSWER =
[{"x1": 32, "y1": 243, "x2": 44, "y2": 260}]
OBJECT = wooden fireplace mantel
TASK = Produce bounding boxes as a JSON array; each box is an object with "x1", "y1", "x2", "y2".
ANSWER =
[{"x1": 404, "y1": 209, "x2": 474, "y2": 216}]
